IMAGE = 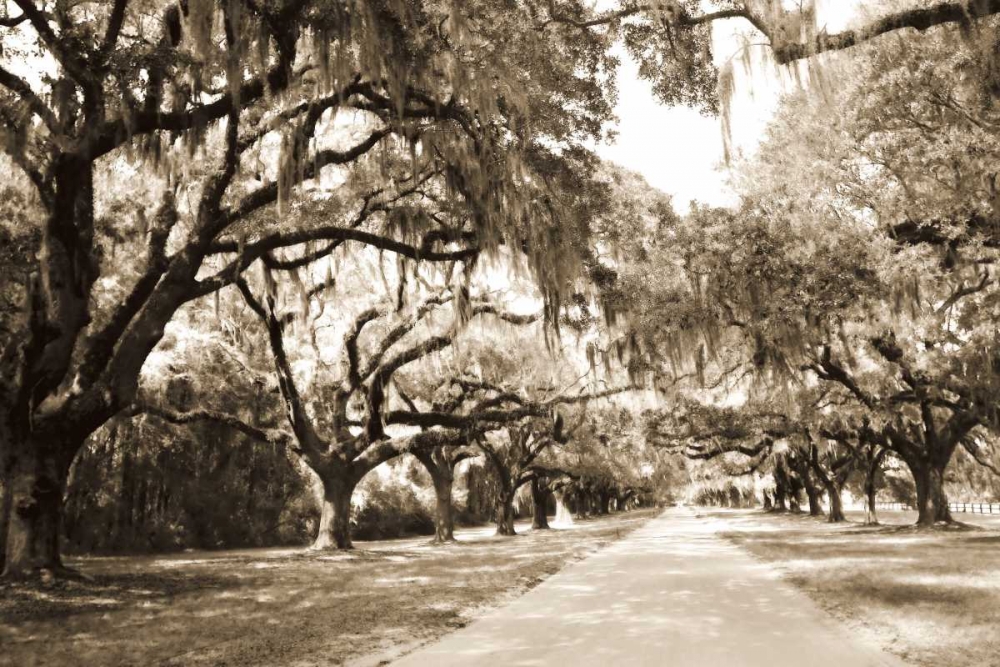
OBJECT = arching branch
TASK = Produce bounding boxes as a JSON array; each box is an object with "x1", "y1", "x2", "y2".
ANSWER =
[
  {"x1": 805, "y1": 345, "x2": 879, "y2": 410},
  {"x1": 543, "y1": 0, "x2": 1000, "y2": 65},
  {"x1": 355, "y1": 294, "x2": 453, "y2": 383},
  {"x1": 0, "y1": 12, "x2": 27, "y2": 27},
  {"x1": 770, "y1": 0, "x2": 1000, "y2": 64},
  {"x1": 206, "y1": 222, "x2": 479, "y2": 268},
  {"x1": 385, "y1": 384, "x2": 636, "y2": 430},
  {"x1": 127, "y1": 403, "x2": 292, "y2": 446}
]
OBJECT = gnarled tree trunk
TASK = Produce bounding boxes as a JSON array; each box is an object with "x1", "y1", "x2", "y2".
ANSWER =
[
  {"x1": 910, "y1": 461, "x2": 952, "y2": 526},
  {"x1": 862, "y1": 447, "x2": 887, "y2": 526},
  {"x1": 2, "y1": 437, "x2": 76, "y2": 578},
  {"x1": 415, "y1": 451, "x2": 459, "y2": 544},
  {"x1": 313, "y1": 476, "x2": 355, "y2": 550},
  {"x1": 495, "y1": 490, "x2": 516, "y2": 536},
  {"x1": 824, "y1": 480, "x2": 846, "y2": 523},
  {"x1": 774, "y1": 490, "x2": 787, "y2": 510},
  {"x1": 432, "y1": 474, "x2": 456, "y2": 542},
  {"x1": 787, "y1": 472, "x2": 804, "y2": 513}
]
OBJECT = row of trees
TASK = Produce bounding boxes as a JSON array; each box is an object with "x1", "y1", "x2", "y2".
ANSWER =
[
  {"x1": 170, "y1": 259, "x2": 654, "y2": 548},
  {"x1": 0, "y1": 0, "x2": 623, "y2": 577},
  {"x1": 632, "y1": 7, "x2": 1000, "y2": 524},
  {"x1": 4, "y1": 0, "x2": 998, "y2": 579}
]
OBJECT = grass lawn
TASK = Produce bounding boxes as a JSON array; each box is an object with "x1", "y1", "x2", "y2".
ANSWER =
[
  {"x1": 703, "y1": 508, "x2": 1000, "y2": 667},
  {"x1": 0, "y1": 510, "x2": 656, "y2": 667}
]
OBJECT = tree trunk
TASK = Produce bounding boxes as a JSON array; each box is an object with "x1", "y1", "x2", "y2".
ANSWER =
[
  {"x1": 788, "y1": 490, "x2": 801, "y2": 513},
  {"x1": 115, "y1": 441, "x2": 135, "y2": 546},
  {"x1": 531, "y1": 478, "x2": 550, "y2": 530},
  {"x1": 864, "y1": 473, "x2": 879, "y2": 525},
  {"x1": 2, "y1": 441, "x2": 73, "y2": 578},
  {"x1": 554, "y1": 490, "x2": 574, "y2": 526},
  {"x1": 773, "y1": 487, "x2": 787, "y2": 511},
  {"x1": 313, "y1": 479, "x2": 354, "y2": 550},
  {"x1": 495, "y1": 490, "x2": 516, "y2": 536},
  {"x1": 773, "y1": 462, "x2": 789, "y2": 511},
  {"x1": 825, "y1": 482, "x2": 846, "y2": 523},
  {"x1": 799, "y1": 472, "x2": 823, "y2": 516},
  {"x1": 415, "y1": 451, "x2": 457, "y2": 544},
  {"x1": 788, "y1": 473, "x2": 803, "y2": 513},
  {"x1": 863, "y1": 448, "x2": 887, "y2": 526},
  {"x1": 432, "y1": 474, "x2": 456, "y2": 543},
  {"x1": 597, "y1": 491, "x2": 611, "y2": 515},
  {"x1": 762, "y1": 491, "x2": 773, "y2": 511},
  {"x1": 911, "y1": 461, "x2": 952, "y2": 526}
]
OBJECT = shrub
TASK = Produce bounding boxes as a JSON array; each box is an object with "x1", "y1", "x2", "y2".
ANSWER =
[{"x1": 352, "y1": 475, "x2": 435, "y2": 541}]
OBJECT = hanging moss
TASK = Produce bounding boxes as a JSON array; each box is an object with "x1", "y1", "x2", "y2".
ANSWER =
[{"x1": 186, "y1": 0, "x2": 216, "y2": 62}]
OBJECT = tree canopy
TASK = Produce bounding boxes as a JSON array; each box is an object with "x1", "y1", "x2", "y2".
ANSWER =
[{"x1": 5, "y1": 0, "x2": 1000, "y2": 585}]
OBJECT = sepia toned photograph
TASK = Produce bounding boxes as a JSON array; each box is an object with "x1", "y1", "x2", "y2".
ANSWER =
[{"x1": 1, "y1": 1, "x2": 998, "y2": 665}]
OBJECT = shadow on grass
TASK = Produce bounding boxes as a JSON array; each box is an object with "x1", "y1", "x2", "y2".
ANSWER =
[
  {"x1": 0, "y1": 510, "x2": 658, "y2": 667},
  {"x1": 0, "y1": 569, "x2": 244, "y2": 624},
  {"x1": 704, "y1": 507, "x2": 1000, "y2": 667}
]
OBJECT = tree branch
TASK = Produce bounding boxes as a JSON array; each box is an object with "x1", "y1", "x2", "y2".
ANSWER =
[
  {"x1": 962, "y1": 436, "x2": 1000, "y2": 476},
  {"x1": 385, "y1": 384, "x2": 635, "y2": 430},
  {"x1": 236, "y1": 279, "x2": 324, "y2": 456},
  {"x1": 97, "y1": 0, "x2": 130, "y2": 63},
  {"x1": 0, "y1": 63, "x2": 59, "y2": 132},
  {"x1": 806, "y1": 345, "x2": 879, "y2": 410},
  {"x1": 79, "y1": 192, "x2": 178, "y2": 383},
  {"x1": 543, "y1": 0, "x2": 1000, "y2": 65},
  {"x1": 128, "y1": 403, "x2": 291, "y2": 445},
  {"x1": 0, "y1": 12, "x2": 27, "y2": 27},
  {"x1": 771, "y1": 0, "x2": 1000, "y2": 65},
  {"x1": 937, "y1": 273, "x2": 993, "y2": 313},
  {"x1": 12, "y1": 0, "x2": 94, "y2": 90}
]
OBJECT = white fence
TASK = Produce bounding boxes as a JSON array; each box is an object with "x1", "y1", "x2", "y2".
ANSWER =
[
  {"x1": 875, "y1": 501, "x2": 999, "y2": 514},
  {"x1": 948, "y1": 502, "x2": 998, "y2": 515}
]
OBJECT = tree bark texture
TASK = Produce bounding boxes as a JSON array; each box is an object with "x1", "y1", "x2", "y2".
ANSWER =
[
  {"x1": 495, "y1": 491, "x2": 516, "y2": 536},
  {"x1": 2, "y1": 437, "x2": 76, "y2": 578},
  {"x1": 432, "y1": 474, "x2": 456, "y2": 542},
  {"x1": 910, "y1": 461, "x2": 952, "y2": 525},
  {"x1": 313, "y1": 477, "x2": 355, "y2": 550}
]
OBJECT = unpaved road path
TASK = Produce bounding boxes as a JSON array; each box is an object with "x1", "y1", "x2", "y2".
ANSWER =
[{"x1": 391, "y1": 507, "x2": 907, "y2": 666}]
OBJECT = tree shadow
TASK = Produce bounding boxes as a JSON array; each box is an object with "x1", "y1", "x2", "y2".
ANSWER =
[{"x1": 0, "y1": 570, "x2": 244, "y2": 625}]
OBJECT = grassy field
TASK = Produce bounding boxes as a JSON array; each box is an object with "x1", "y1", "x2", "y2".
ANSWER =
[
  {"x1": 0, "y1": 510, "x2": 656, "y2": 667},
  {"x1": 703, "y1": 508, "x2": 1000, "y2": 667}
]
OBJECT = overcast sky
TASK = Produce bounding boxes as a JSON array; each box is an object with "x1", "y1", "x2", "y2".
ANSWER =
[{"x1": 594, "y1": 0, "x2": 864, "y2": 210}]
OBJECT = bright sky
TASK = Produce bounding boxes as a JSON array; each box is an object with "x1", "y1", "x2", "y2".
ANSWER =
[
  {"x1": 594, "y1": 0, "x2": 864, "y2": 211},
  {"x1": 596, "y1": 43, "x2": 734, "y2": 209}
]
